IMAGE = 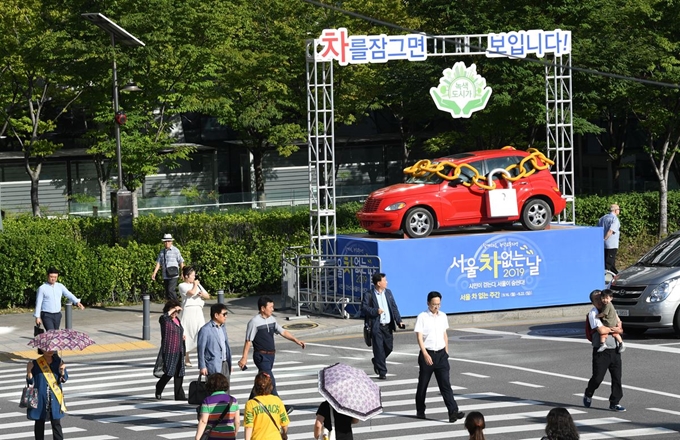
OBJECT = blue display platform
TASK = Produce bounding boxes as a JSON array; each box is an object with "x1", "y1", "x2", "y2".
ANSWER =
[{"x1": 337, "y1": 225, "x2": 603, "y2": 317}]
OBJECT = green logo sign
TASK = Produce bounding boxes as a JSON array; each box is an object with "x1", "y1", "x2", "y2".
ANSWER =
[{"x1": 430, "y1": 62, "x2": 492, "y2": 119}]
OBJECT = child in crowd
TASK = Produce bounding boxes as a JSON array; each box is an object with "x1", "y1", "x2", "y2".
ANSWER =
[{"x1": 596, "y1": 289, "x2": 625, "y2": 353}]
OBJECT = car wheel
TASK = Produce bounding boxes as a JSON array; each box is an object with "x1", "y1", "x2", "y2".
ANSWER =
[
  {"x1": 623, "y1": 326, "x2": 647, "y2": 336},
  {"x1": 673, "y1": 306, "x2": 680, "y2": 336},
  {"x1": 403, "y1": 207, "x2": 434, "y2": 238},
  {"x1": 521, "y1": 198, "x2": 552, "y2": 230}
]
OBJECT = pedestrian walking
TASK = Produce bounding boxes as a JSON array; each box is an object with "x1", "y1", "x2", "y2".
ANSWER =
[
  {"x1": 237, "y1": 295, "x2": 305, "y2": 412},
  {"x1": 155, "y1": 300, "x2": 187, "y2": 400},
  {"x1": 244, "y1": 372, "x2": 290, "y2": 440},
  {"x1": 584, "y1": 289, "x2": 625, "y2": 412},
  {"x1": 34, "y1": 267, "x2": 85, "y2": 330},
  {"x1": 197, "y1": 303, "x2": 232, "y2": 378},
  {"x1": 314, "y1": 400, "x2": 358, "y2": 440},
  {"x1": 598, "y1": 204, "x2": 620, "y2": 274},
  {"x1": 195, "y1": 373, "x2": 239, "y2": 440},
  {"x1": 414, "y1": 291, "x2": 464, "y2": 423},
  {"x1": 361, "y1": 272, "x2": 405, "y2": 380},
  {"x1": 464, "y1": 411, "x2": 486, "y2": 440},
  {"x1": 179, "y1": 266, "x2": 210, "y2": 367},
  {"x1": 151, "y1": 233, "x2": 184, "y2": 301},
  {"x1": 25, "y1": 350, "x2": 68, "y2": 440},
  {"x1": 541, "y1": 407, "x2": 579, "y2": 440}
]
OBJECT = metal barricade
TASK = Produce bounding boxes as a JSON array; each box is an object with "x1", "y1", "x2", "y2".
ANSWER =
[{"x1": 281, "y1": 246, "x2": 381, "y2": 318}]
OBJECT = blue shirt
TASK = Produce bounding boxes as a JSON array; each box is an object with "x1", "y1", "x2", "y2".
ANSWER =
[
  {"x1": 34, "y1": 282, "x2": 81, "y2": 317},
  {"x1": 598, "y1": 213, "x2": 620, "y2": 249},
  {"x1": 375, "y1": 289, "x2": 391, "y2": 325}
]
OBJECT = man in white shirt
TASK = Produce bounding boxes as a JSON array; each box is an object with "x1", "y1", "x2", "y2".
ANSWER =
[{"x1": 414, "y1": 291, "x2": 465, "y2": 423}]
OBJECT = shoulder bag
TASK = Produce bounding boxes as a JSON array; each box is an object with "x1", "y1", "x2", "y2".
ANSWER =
[
  {"x1": 164, "y1": 249, "x2": 179, "y2": 278},
  {"x1": 199, "y1": 396, "x2": 234, "y2": 440},
  {"x1": 253, "y1": 397, "x2": 288, "y2": 440},
  {"x1": 320, "y1": 407, "x2": 336, "y2": 440}
]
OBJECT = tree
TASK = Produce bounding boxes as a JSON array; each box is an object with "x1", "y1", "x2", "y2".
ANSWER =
[{"x1": 0, "y1": 0, "x2": 86, "y2": 216}]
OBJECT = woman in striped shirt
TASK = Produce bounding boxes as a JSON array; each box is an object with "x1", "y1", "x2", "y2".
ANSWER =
[{"x1": 195, "y1": 373, "x2": 239, "y2": 440}]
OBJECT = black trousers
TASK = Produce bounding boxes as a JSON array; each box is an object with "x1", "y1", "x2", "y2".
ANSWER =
[
  {"x1": 585, "y1": 347, "x2": 623, "y2": 405},
  {"x1": 415, "y1": 349, "x2": 459, "y2": 415},
  {"x1": 604, "y1": 248, "x2": 618, "y2": 274},
  {"x1": 371, "y1": 325, "x2": 393, "y2": 376},
  {"x1": 163, "y1": 277, "x2": 179, "y2": 301},
  {"x1": 34, "y1": 416, "x2": 63, "y2": 440},
  {"x1": 156, "y1": 357, "x2": 186, "y2": 400},
  {"x1": 41, "y1": 311, "x2": 62, "y2": 330}
]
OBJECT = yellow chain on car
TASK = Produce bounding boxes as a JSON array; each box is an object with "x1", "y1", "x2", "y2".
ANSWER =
[{"x1": 402, "y1": 146, "x2": 554, "y2": 190}]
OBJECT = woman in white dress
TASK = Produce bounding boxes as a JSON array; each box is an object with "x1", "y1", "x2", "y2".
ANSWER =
[{"x1": 178, "y1": 266, "x2": 210, "y2": 366}]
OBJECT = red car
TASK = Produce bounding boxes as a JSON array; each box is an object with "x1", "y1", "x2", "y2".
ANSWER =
[{"x1": 357, "y1": 148, "x2": 567, "y2": 238}]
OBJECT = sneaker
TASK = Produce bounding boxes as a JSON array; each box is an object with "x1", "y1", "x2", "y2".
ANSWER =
[
  {"x1": 597, "y1": 344, "x2": 607, "y2": 353},
  {"x1": 416, "y1": 412, "x2": 426, "y2": 420},
  {"x1": 609, "y1": 404, "x2": 626, "y2": 412},
  {"x1": 378, "y1": 374, "x2": 387, "y2": 380},
  {"x1": 618, "y1": 343, "x2": 626, "y2": 353},
  {"x1": 285, "y1": 405, "x2": 295, "y2": 415},
  {"x1": 449, "y1": 411, "x2": 465, "y2": 423},
  {"x1": 583, "y1": 393, "x2": 592, "y2": 408},
  {"x1": 371, "y1": 358, "x2": 379, "y2": 375}
]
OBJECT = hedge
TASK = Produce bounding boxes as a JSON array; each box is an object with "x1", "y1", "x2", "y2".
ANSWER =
[{"x1": 0, "y1": 192, "x2": 677, "y2": 309}]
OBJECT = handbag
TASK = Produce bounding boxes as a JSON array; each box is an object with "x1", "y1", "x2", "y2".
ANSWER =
[
  {"x1": 188, "y1": 374, "x2": 209, "y2": 405},
  {"x1": 199, "y1": 396, "x2": 234, "y2": 440},
  {"x1": 363, "y1": 320, "x2": 372, "y2": 347},
  {"x1": 164, "y1": 249, "x2": 179, "y2": 277},
  {"x1": 34, "y1": 324, "x2": 44, "y2": 337},
  {"x1": 253, "y1": 397, "x2": 287, "y2": 440},
  {"x1": 153, "y1": 350, "x2": 165, "y2": 378},
  {"x1": 19, "y1": 385, "x2": 38, "y2": 409}
]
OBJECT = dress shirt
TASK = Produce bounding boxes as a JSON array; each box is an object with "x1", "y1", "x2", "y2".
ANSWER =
[
  {"x1": 210, "y1": 320, "x2": 227, "y2": 361},
  {"x1": 375, "y1": 289, "x2": 391, "y2": 325},
  {"x1": 34, "y1": 282, "x2": 80, "y2": 317},
  {"x1": 414, "y1": 309, "x2": 448, "y2": 351}
]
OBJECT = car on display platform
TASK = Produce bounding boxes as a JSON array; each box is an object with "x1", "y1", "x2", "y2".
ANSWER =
[
  {"x1": 610, "y1": 232, "x2": 680, "y2": 336},
  {"x1": 356, "y1": 147, "x2": 567, "y2": 238}
]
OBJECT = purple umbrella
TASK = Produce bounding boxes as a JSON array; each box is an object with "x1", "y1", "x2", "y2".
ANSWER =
[
  {"x1": 28, "y1": 329, "x2": 95, "y2": 352},
  {"x1": 318, "y1": 362, "x2": 382, "y2": 421}
]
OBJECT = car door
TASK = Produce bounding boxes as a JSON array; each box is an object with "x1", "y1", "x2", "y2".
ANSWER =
[
  {"x1": 438, "y1": 159, "x2": 486, "y2": 225},
  {"x1": 482, "y1": 155, "x2": 533, "y2": 219}
]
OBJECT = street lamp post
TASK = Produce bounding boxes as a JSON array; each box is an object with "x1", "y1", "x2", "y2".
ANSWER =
[{"x1": 82, "y1": 13, "x2": 144, "y2": 239}]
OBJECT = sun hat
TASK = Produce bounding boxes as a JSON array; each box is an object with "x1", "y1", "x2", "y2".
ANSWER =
[{"x1": 162, "y1": 233, "x2": 174, "y2": 242}]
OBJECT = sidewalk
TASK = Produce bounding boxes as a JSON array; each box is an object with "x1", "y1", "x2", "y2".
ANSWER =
[{"x1": 0, "y1": 295, "x2": 591, "y2": 361}]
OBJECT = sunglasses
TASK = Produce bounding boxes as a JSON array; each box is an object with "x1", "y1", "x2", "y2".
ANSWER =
[{"x1": 220, "y1": 312, "x2": 228, "y2": 316}]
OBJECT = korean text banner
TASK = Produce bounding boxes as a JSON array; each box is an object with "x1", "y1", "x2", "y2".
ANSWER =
[{"x1": 337, "y1": 226, "x2": 602, "y2": 317}]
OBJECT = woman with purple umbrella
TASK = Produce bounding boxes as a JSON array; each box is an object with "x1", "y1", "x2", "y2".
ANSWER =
[
  {"x1": 314, "y1": 400, "x2": 358, "y2": 440},
  {"x1": 25, "y1": 350, "x2": 68, "y2": 440}
]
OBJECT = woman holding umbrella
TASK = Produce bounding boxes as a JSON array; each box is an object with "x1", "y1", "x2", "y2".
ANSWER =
[
  {"x1": 155, "y1": 300, "x2": 187, "y2": 400},
  {"x1": 25, "y1": 350, "x2": 68, "y2": 440},
  {"x1": 314, "y1": 400, "x2": 358, "y2": 440}
]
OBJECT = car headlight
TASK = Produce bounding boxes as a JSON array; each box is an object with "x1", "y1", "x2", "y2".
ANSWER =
[
  {"x1": 384, "y1": 202, "x2": 406, "y2": 211},
  {"x1": 647, "y1": 277, "x2": 680, "y2": 302}
]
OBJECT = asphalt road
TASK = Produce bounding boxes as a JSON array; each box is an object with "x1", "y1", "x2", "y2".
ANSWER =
[{"x1": 0, "y1": 319, "x2": 678, "y2": 439}]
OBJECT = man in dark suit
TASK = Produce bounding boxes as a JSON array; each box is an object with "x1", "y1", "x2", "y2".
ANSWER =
[{"x1": 362, "y1": 272, "x2": 405, "y2": 380}]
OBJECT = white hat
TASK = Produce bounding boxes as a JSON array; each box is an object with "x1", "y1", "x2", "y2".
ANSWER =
[{"x1": 162, "y1": 233, "x2": 174, "y2": 242}]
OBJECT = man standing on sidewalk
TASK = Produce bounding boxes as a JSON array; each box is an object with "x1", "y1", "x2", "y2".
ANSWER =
[
  {"x1": 151, "y1": 234, "x2": 184, "y2": 301},
  {"x1": 237, "y1": 295, "x2": 305, "y2": 413},
  {"x1": 414, "y1": 291, "x2": 465, "y2": 423},
  {"x1": 584, "y1": 289, "x2": 626, "y2": 412},
  {"x1": 362, "y1": 272, "x2": 405, "y2": 380},
  {"x1": 598, "y1": 204, "x2": 621, "y2": 274},
  {"x1": 34, "y1": 267, "x2": 85, "y2": 330}
]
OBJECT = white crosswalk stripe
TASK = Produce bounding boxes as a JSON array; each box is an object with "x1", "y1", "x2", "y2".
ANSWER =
[{"x1": 0, "y1": 351, "x2": 677, "y2": 440}]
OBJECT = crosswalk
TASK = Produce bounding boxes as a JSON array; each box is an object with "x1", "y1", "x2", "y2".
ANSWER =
[{"x1": 0, "y1": 350, "x2": 677, "y2": 440}]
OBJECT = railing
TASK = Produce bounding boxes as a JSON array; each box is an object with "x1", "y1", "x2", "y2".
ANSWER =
[{"x1": 282, "y1": 246, "x2": 381, "y2": 319}]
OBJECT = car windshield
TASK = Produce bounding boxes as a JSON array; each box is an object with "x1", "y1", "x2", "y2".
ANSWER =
[
  {"x1": 637, "y1": 234, "x2": 680, "y2": 266},
  {"x1": 405, "y1": 164, "x2": 453, "y2": 184}
]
